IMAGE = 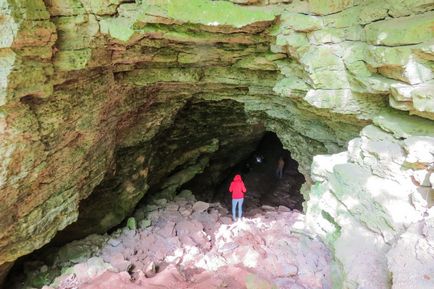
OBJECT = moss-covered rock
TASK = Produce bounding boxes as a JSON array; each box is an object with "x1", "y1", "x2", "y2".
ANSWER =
[{"x1": 0, "y1": 0, "x2": 433, "y2": 287}]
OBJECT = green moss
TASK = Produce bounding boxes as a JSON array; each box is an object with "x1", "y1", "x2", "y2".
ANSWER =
[
  {"x1": 54, "y1": 49, "x2": 92, "y2": 71},
  {"x1": 25, "y1": 269, "x2": 59, "y2": 288},
  {"x1": 233, "y1": 53, "x2": 282, "y2": 71},
  {"x1": 8, "y1": 0, "x2": 51, "y2": 20},
  {"x1": 101, "y1": 0, "x2": 275, "y2": 42},
  {"x1": 127, "y1": 217, "x2": 137, "y2": 230},
  {"x1": 321, "y1": 210, "x2": 342, "y2": 244},
  {"x1": 165, "y1": 0, "x2": 275, "y2": 28}
]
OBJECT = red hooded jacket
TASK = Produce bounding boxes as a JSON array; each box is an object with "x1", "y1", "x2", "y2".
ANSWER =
[{"x1": 229, "y1": 174, "x2": 246, "y2": 199}]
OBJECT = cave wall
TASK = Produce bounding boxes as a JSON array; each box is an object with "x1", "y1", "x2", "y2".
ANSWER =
[
  {"x1": 0, "y1": 0, "x2": 433, "y2": 287},
  {"x1": 307, "y1": 110, "x2": 434, "y2": 288}
]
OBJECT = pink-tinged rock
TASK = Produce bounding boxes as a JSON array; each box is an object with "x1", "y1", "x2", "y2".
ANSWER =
[
  {"x1": 140, "y1": 233, "x2": 156, "y2": 245},
  {"x1": 157, "y1": 221, "x2": 176, "y2": 238},
  {"x1": 108, "y1": 238, "x2": 122, "y2": 247},
  {"x1": 274, "y1": 277, "x2": 297, "y2": 288},
  {"x1": 247, "y1": 208, "x2": 263, "y2": 216},
  {"x1": 122, "y1": 233, "x2": 139, "y2": 249},
  {"x1": 166, "y1": 203, "x2": 180, "y2": 211},
  {"x1": 179, "y1": 206, "x2": 193, "y2": 217},
  {"x1": 288, "y1": 283, "x2": 306, "y2": 289},
  {"x1": 283, "y1": 264, "x2": 298, "y2": 276},
  {"x1": 193, "y1": 201, "x2": 210, "y2": 213},
  {"x1": 220, "y1": 216, "x2": 233, "y2": 224},
  {"x1": 175, "y1": 219, "x2": 204, "y2": 236},
  {"x1": 180, "y1": 235, "x2": 197, "y2": 247},
  {"x1": 175, "y1": 199, "x2": 188, "y2": 207},
  {"x1": 190, "y1": 231, "x2": 211, "y2": 249},
  {"x1": 192, "y1": 211, "x2": 219, "y2": 233},
  {"x1": 147, "y1": 210, "x2": 161, "y2": 223},
  {"x1": 135, "y1": 264, "x2": 188, "y2": 288},
  {"x1": 81, "y1": 271, "x2": 142, "y2": 289},
  {"x1": 71, "y1": 263, "x2": 94, "y2": 282},
  {"x1": 215, "y1": 206, "x2": 229, "y2": 216},
  {"x1": 109, "y1": 252, "x2": 131, "y2": 272},
  {"x1": 30, "y1": 201, "x2": 331, "y2": 289},
  {"x1": 278, "y1": 205, "x2": 291, "y2": 212},
  {"x1": 162, "y1": 210, "x2": 184, "y2": 223},
  {"x1": 56, "y1": 273, "x2": 79, "y2": 289},
  {"x1": 144, "y1": 261, "x2": 157, "y2": 278},
  {"x1": 219, "y1": 241, "x2": 239, "y2": 253},
  {"x1": 261, "y1": 205, "x2": 275, "y2": 211}
]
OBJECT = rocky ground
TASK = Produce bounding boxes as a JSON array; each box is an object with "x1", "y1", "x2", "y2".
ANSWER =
[{"x1": 12, "y1": 191, "x2": 331, "y2": 289}]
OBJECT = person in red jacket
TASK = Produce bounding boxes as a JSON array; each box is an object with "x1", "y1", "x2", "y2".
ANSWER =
[{"x1": 229, "y1": 174, "x2": 247, "y2": 221}]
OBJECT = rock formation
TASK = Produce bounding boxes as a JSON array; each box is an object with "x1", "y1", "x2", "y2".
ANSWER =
[
  {"x1": 0, "y1": 0, "x2": 433, "y2": 288},
  {"x1": 12, "y1": 195, "x2": 331, "y2": 289}
]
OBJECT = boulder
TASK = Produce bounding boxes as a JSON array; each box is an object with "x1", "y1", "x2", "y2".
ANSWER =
[{"x1": 192, "y1": 201, "x2": 210, "y2": 213}]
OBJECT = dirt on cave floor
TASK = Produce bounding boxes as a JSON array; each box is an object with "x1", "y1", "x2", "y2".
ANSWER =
[{"x1": 8, "y1": 190, "x2": 331, "y2": 289}]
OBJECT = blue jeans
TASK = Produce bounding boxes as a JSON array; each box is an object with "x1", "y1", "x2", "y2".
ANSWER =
[
  {"x1": 276, "y1": 167, "x2": 283, "y2": 178},
  {"x1": 232, "y1": 198, "x2": 244, "y2": 221}
]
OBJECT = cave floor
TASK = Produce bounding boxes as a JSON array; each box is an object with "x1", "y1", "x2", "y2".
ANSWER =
[
  {"x1": 214, "y1": 132, "x2": 305, "y2": 213},
  {"x1": 13, "y1": 195, "x2": 331, "y2": 289},
  {"x1": 241, "y1": 159, "x2": 305, "y2": 212}
]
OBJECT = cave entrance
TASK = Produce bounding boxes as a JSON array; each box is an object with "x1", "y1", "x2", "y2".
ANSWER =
[{"x1": 184, "y1": 131, "x2": 305, "y2": 212}]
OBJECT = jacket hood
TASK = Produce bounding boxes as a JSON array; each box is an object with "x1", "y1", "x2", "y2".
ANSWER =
[{"x1": 233, "y1": 174, "x2": 242, "y2": 181}]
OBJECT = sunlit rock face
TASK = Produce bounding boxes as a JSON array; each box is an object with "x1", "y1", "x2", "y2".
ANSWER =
[
  {"x1": 0, "y1": 0, "x2": 433, "y2": 287},
  {"x1": 307, "y1": 111, "x2": 434, "y2": 288}
]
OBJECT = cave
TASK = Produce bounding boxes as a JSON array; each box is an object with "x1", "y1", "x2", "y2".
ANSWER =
[
  {"x1": 184, "y1": 131, "x2": 305, "y2": 211},
  {"x1": 1, "y1": 0, "x2": 433, "y2": 288},
  {"x1": 5, "y1": 97, "x2": 308, "y2": 288}
]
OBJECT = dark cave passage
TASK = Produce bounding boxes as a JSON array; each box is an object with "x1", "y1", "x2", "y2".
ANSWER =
[{"x1": 184, "y1": 132, "x2": 305, "y2": 213}]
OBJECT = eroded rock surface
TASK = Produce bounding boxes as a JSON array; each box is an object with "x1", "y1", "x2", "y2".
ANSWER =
[
  {"x1": 307, "y1": 110, "x2": 434, "y2": 288},
  {"x1": 12, "y1": 196, "x2": 331, "y2": 289},
  {"x1": 387, "y1": 217, "x2": 434, "y2": 289},
  {"x1": 0, "y1": 0, "x2": 433, "y2": 288}
]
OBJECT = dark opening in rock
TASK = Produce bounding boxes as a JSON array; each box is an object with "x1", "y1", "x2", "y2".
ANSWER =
[{"x1": 183, "y1": 131, "x2": 305, "y2": 211}]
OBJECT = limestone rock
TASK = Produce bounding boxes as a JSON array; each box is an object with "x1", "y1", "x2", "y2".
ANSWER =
[
  {"x1": 192, "y1": 201, "x2": 210, "y2": 213},
  {"x1": 364, "y1": 11, "x2": 434, "y2": 46},
  {"x1": 309, "y1": 0, "x2": 355, "y2": 15},
  {"x1": 387, "y1": 217, "x2": 434, "y2": 289},
  {"x1": 144, "y1": 261, "x2": 156, "y2": 278},
  {"x1": 19, "y1": 200, "x2": 331, "y2": 289},
  {"x1": 1, "y1": 0, "x2": 434, "y2": 287},
  {"x1": 138, "y1": 219, "x2": 151, "y2": 229},
  {"x1": 307, "y1": 113, "x2": 434, "y2": 288},
  {"x1": 176, "y1": 190, "x2": 196, "y2": 202}
]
